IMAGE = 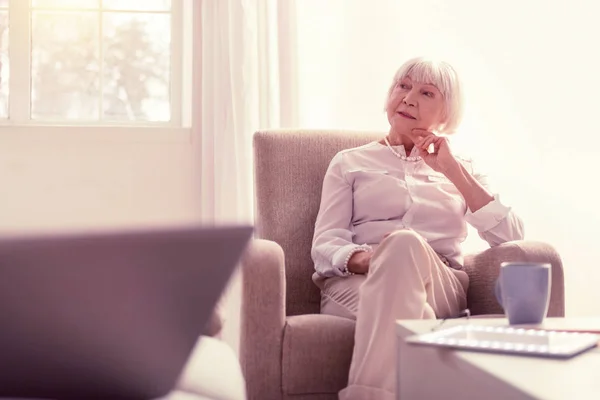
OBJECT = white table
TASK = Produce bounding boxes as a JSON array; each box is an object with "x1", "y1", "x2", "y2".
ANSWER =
[{"x1": 396, "y1": 317, "x2": 600, "y2": 400}]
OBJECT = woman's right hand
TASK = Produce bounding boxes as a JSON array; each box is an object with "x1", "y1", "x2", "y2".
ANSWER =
[{"x1": 347, "y1": 251, "x2": 372, "y2": 274}]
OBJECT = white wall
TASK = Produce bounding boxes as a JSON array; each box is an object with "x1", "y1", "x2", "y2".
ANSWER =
[
  {"x1": 0, "y1": 129, "x2": 200, "y2": 231},
  {"x1": 296, "y1": 0, "x2": 600, "y2": 317}
]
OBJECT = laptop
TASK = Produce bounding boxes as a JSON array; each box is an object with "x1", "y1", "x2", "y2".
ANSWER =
[{"x1": 0, "y1": 224, "x2": 253, "y2": 400}]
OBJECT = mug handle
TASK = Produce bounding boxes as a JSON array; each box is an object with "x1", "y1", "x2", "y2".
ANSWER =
[{"x1": 494, "y1": 279, "x2": 504, "y2": 307}]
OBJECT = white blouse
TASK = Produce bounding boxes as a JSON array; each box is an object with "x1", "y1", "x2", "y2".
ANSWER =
[{"x1": 311, "y1": 141, "x2": 524, "y2": 278}]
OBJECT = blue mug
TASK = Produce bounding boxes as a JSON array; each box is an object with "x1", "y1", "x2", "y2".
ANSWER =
[{"x1": 494, "y1": 261, "x2": 551, "y2": 325}]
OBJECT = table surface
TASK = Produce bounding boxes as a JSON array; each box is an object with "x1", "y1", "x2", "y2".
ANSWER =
[{"x1": 396, "y1": 317, "x2": 600, "y2": 400}]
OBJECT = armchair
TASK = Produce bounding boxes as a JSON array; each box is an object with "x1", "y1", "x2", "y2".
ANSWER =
[{"x1": 240, "y1": 129, "x2": 565, "y2": 400}]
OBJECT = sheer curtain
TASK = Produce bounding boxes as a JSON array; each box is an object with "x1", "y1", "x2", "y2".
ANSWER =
[
  {"x1": 295, "y1": 0, "x2": 600, "y2": 316},
  {"x1": 192, "y1": 0, "x2": 297, "y2": 352}
]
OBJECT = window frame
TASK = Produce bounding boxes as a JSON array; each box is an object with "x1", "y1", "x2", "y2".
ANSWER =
[{"x1": 0, "y1": 0, "x2": 191, "y2": 141}]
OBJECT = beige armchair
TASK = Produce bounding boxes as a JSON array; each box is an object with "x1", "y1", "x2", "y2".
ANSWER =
[{"x1": 240, "y1": 129, "x2": 565, "y2": 400}]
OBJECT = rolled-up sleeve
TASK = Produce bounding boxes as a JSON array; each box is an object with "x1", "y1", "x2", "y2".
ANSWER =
[
  {"x1": 464, "y1": 162, "x2": 524, "y2": 246},
  {"x1": 311, "y1": 152, "x2": 366, "y2": 277}
]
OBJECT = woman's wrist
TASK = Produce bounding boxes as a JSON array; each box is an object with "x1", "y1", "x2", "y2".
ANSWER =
[{"x1": 440, "y1": 157, "x2": 462, "y2": 176}]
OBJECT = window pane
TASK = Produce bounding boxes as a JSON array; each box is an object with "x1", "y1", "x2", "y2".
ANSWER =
[
  {"x1": 31, "y1": 12, "x2": 100, "y2": 120},
  {"x1": 102, "y1": 0, "x2": 171, "y2": 11},
  {"x1": 103, "y1": 13, "x2": 170, "y2": 122},
  {"x1": 0, "y1": 0, "x2": 7, "y2": 8},
  {"x1": 0, "y1": 11, "x2": 7, "y2": 118},
  {"x1": 32, "y1": 0, "x2": 98, "y2": 8}
]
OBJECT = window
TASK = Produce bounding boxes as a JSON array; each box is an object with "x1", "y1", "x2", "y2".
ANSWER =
[{"x1": 1, "y1": 0, "x2": 186, "y2": 126}]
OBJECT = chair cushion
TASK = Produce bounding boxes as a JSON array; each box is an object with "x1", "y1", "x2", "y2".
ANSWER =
[{"x1": 281, "y1": 314, "x2": 355, "y2": 395}]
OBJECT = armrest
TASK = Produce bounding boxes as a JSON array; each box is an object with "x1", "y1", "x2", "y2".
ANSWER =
[
  {"x1": 463, "y1": 240, "x2": 565, "y2": 317},
  {"x1": 239, "y1": 239, "x2": 286, "y2": 400}
]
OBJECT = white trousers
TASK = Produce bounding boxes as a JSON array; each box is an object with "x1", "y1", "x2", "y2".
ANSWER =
[{"x1": 315, "y1": 229, "x2": 469, "y2": 400}]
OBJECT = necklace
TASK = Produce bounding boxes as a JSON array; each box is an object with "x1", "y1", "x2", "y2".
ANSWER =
[{"x1": 383, "y1": 137, "x2": 422, "y2": 162}]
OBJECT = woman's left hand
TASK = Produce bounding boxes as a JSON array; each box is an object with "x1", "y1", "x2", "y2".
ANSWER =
[{"x1": 413, "y1": 129, "x2": 459, "y2": 175}]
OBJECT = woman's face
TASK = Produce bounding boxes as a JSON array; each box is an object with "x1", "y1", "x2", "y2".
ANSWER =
[{"x1": 386, "y1": 76, "x2": 446, "y2": 136}]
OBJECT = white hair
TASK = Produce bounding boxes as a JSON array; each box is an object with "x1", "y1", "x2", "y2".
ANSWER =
[{"x1": 386, "y1": 57, "x2": 464, "y2": 134}]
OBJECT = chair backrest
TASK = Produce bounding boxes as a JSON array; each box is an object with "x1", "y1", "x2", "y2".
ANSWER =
[{"x1": 253, "y1": 129, "x2": 382, "y2": 316}]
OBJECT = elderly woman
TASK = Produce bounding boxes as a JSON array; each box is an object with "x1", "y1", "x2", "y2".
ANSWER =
[{"x1": 310, "y1": 57, "x2": 524, "y2": 399}]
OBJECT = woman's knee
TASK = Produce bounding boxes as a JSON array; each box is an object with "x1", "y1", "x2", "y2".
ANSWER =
[
  {"x1": 370, "y1": 229, "x2": 429, "y2": 275},
  {"x1": 382, "y1": 229, "x2": 426, "y2": 250}
]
